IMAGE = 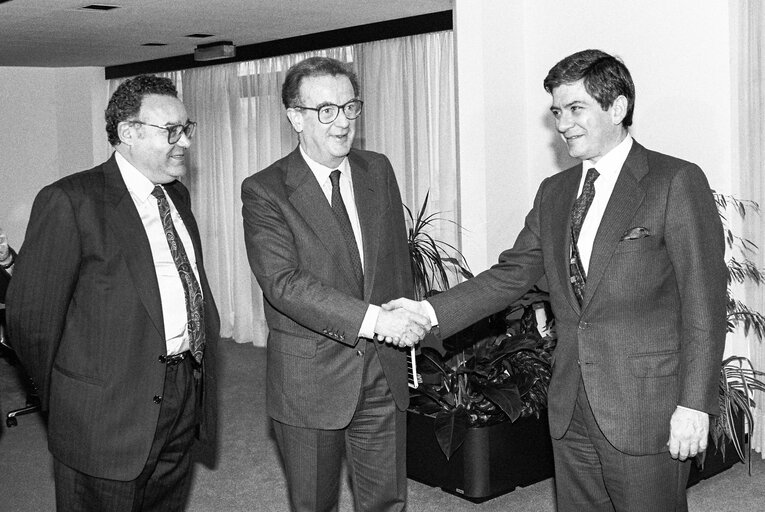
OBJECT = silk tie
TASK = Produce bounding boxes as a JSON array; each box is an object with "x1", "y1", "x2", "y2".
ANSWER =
[
  {"x1": 569, "y1": 168, "x2": 599, "y2": 305},
  {"x1": 329, "y1": 170, "x2": 364, "y2": 296},
  {"x1": 151, "y1": 186, "x2": 205, "y2": 363}
]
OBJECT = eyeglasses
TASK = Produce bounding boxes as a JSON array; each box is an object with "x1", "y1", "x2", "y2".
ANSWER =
[
  {"x1": 130, "y1": 120, "x2": 197, "y2": 144},
  {"x1": 293, "y1": 100, "x2": 363, "y2": 124}
]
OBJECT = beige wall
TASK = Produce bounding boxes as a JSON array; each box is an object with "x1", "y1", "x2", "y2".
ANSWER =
[
  {"x1": 454, "y1": 0, "x2": 734, "y2": 270},
  {"x1": 453, "y1": 0, "x2": 742, "y2": 354},
  {"x1": 0, "y1": 67, "x2": 108, "y2": 247}
]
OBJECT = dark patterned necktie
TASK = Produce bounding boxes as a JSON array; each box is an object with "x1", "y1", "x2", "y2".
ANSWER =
[
  {"x1": 151, "y1": 186, "x2": 205, "y2": 363},
  {"x1": 329, "y1": 170, "x2": 363, "y2": 296},
  {"x1": 569, "y1": 168, "x2": 599, "y2": 305}
]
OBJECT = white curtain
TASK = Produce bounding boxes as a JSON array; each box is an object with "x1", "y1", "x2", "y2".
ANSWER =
[
  {"x1": 734, "y1": 1, "x2": 765, "y2": 457},
  {"x1": 108, "y1": 31, "x2": 456, "y2": 347}
]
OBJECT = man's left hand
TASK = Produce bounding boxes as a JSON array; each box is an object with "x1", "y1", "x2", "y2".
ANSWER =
[{"x1": 667, "y1": 406, "x2": 709, "y2": 460}]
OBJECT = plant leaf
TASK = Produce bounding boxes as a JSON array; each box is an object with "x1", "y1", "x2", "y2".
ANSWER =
[
  {"x1": 476, "y1": 381, "x2": 523, "y2": 422},
  {"x1": 434, "y1": 406, "x2": 470, "y2": 460}
]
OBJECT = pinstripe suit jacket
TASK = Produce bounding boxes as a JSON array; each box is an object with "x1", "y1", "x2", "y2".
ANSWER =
[
  {"x1": 0, "y1": 265, "x2": 9, "y2": 302},
  {"x1": 429, "y1": 141, "x2": 727, "y2": 455},
  {"x1": 6, "y1": 154, "x2": 220, "y2": 480},
  {"x1": 241, "y1": 147, "x2": 414, "y2": 429}
]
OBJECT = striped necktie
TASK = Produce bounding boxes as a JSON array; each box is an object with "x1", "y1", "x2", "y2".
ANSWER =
[
  {"x1": 151, "y1": 185, "x2": 205, "y2": 363},
  {"x1": 569, "y1": 168, "x2": 599, "y2": 305}
]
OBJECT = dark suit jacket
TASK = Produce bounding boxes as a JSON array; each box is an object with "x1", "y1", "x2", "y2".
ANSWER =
[
  {"x1": 0, "y1": 266, "x2": 9, "y2": 302},
  {"x1": 6, "y1": 154, "x2": 220, "y2": 480},
  {"x1": 241, "y1": 147, "x2": 413, "y2": 429},
  {"x1": 429, "y1": 141, "x2": 727, "y2": 455}
]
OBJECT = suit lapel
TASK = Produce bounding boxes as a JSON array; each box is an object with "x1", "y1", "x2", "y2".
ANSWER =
[
  {"x1": 550, "y1": 166, "x2": 584, "y2": 311},
  {"x1": 349, "y1": 151, "x2": 379, "y2": 300},
  {"x1": 286, "y1": 149, "x2": 362, "y2": 292},
  {"x1": 102, "y1": 154, "x2": 165, "y2": 339},
  {"x1": 581, "y1": 142, "x2": 648, "y2": 308}
]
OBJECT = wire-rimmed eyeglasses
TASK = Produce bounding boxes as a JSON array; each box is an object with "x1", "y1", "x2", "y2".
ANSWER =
[
  {"x1": 293, "y1": 100, "x2": 363, "y2": 124},
  {"x1": 130, "y1": 120, "x2": 197, "y2": 144}
]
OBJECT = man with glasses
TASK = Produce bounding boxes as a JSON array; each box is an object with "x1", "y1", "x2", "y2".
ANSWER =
[
  {"x1": 7, "y1": 74, "x2": 219, "y2": 511},
  {"x1": 241, "y1": 56, "x2": 428, "y2": 511}
]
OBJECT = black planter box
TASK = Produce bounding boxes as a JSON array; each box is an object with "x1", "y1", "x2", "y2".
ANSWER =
[{"x1": 406, "y1": 409, "x2": 555, "y2": 502}]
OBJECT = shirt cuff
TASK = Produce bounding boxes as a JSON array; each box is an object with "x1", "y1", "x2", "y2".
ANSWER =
[
  {"x1": 359, "y1": 304, "x2": 380, "y2": 340},
  {"x1": 422, "y1": 300, "x2": 439, "y2": 327},
  {"x1": 676, "y1": 405, "x2": 705, "y2": 414}
]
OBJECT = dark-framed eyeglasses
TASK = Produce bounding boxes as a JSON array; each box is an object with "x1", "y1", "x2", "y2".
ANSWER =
[
  {"x1": 130, "y1": 120, "x2": 197, "y2": 144},
  {"x1": 293, "y1": 99, "x2": 363, "y2": 124}
]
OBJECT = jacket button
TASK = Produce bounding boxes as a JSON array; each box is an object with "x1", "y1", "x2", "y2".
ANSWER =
[
  {"x1": 153, "y1": 395, "x2": 163, "y2": 404},
  {"x1": 356, "y1": 350, "x2": 363, "y2": 357},
  {"x1": 158, "y1": 355, "x2": 167, "y2": 363}
]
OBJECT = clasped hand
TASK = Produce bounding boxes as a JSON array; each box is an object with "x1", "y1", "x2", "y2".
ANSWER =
[
  {"x1": 374, "y1": 298, "x2": 431, "y2": 348},
  {"x1": 0, "y1": 227, "x2": 10, "y2": 262}
]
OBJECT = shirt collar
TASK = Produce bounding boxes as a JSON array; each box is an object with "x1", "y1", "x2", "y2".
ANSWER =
[
  {"x1": 582, "y1": 134, "x2": 633, "y2": 180},
  {"x1": 115, "y1": 150, "x2": 159, "y2": 203},
  {"x1": 299, "y1": 145, "x2": 351, "y2": 185}
]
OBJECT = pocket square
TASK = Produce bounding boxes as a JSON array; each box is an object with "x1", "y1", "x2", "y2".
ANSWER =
[{"x1": 620, "y1": 226, "x2": 650, "y2": 241}]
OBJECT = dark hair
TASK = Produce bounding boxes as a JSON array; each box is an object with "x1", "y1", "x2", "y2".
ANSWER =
[
  {"x1": 543, "y1": 49, "x2": 635, "y2": 127},
  {"x1": 281, "y1": 56, "x2": 360, "y2": 109},
  {"x1": 105, "y1": 75, "x2": 178, "y2": 146}
]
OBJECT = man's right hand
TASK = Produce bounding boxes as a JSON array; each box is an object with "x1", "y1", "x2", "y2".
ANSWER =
[
  {"x1": 374, "y1": 307, "x2": 431, "y2": 348},
  {"x1": 382, "y1": 297, "x2": 430, "y2": 318}
]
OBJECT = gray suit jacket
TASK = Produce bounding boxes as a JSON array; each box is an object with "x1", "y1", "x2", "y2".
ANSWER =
[
  {"x1": 429, "y1": 141, "x2": 727, "y2": 455},
  {"x1": 241, "y1": 147, "x2": 413, "y2": 429},
  {"x1": 7, "y1": 154, "x2": 220, "y2": 480}
]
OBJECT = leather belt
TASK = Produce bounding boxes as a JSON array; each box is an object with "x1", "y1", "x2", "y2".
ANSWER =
[{"x1": 159, "y1": 351, "x2": 192, "y2": 366}]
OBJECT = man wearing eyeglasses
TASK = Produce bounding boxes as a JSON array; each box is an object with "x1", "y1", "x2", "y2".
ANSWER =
[
  {"x1": 241, "y1": 56, "x2": 428, "y2": 511},
  {"x1": 7, "y1": 74, "x2": 219, "y2": 511}
]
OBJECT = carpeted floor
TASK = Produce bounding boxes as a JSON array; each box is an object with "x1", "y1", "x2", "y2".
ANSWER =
[{"x1": 1, "y1": 340, "x2": 764, "y2": 511}]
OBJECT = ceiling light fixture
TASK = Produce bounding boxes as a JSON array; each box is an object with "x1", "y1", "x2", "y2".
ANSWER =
[
  {"x1": 79, "y1": 4, "x2": 120, "y2": 11},
  {"x1": 194, "y1": 40, "x2": 235, "y2": 62}
]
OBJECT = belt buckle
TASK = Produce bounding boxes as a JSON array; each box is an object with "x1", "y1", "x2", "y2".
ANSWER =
[{"x1": 162, "y1": 352, "x2": 187, "y2": 366}]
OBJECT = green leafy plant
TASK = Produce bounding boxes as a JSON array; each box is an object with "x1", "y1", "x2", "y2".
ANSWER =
[
  {"x1": 715, "y1": 193, "x2": 765, "y2": 339},
  {"x1": 410, "y1": 287, "x2": 556, "y2": 459},
  {"x1": 706, "y1": 193, "x2": 765, "y2": 472},
  {"x1": 405, "y1": 191, "x2": 472, "y2": 300},
  {"x1": 709, "y1": 357, "x2": 765, "y2": 465}
]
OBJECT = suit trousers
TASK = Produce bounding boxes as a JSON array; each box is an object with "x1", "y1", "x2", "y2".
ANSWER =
[
  {"x1": 552, "y1": 375, "x2": 691, "y2": 512},
  {"x1": 272, "y1": 340, "x2": 407, "y2": 512},
  {"x1": 54, "y1": 355, "x2": 200, "y2": 512}
]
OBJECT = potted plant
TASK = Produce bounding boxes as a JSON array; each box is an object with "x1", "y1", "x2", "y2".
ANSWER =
[
  {"x1": 406, "y1": 287, "x2": 557, "y2": 499},
  {"x1": 405, "y1": 191, "x2": 472, "y2": 300},
  {"x1": 688, "y1": 194, "x2": 765, "y2": 485}
]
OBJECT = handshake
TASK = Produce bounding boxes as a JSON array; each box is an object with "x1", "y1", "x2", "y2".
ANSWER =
[{"x1": 374, "y1": 298, "x2": 432, "y2": 348}]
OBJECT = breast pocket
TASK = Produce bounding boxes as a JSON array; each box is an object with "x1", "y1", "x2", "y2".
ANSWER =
[{"x1": 614, "y1": 236, "x2": 659, "y2": 254}]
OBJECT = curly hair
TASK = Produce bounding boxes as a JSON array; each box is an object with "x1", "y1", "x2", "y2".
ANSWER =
[
  {"x1": 105, "y1": 75, "x2": 178, "y2": 146},
  {"x1": 281, "y1": 57, "x2": 360, "y2": 109},
  {"x1": 543, "y1": 49, "x2": 635, "y2": 127}
]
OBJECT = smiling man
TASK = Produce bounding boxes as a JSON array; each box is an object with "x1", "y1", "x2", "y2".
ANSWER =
[
  {"x1": 241, "y1": 57, "x2": 429, "y2": 511},
  {"x1": 386, "y1": 49, "x2": 727, "y2": 511},
  {"x1": 7, "y1": 75, "x2": 219, "y2": 511}
]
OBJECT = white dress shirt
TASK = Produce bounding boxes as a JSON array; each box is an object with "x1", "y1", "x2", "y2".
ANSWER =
[
  {"x1": 116, "y1": 151, "x2": 201, "y2": 355},
  {"x1": 576, "y1": 135, "x2": 633, "y2": 272},
  {"x1": 299, "y1": 146, "x2": 379, "y2": 339}
]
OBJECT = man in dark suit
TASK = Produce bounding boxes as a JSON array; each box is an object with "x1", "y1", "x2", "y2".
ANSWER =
[
  {"x1": 7, "y1": 75, "x2": 219, "y2": 512},
  {"x1": 241, "y1": 57, "x2": 429, "y2": 512},
  {"x1": 387, "y1": 49, "x2": 727, "y2": 511}
]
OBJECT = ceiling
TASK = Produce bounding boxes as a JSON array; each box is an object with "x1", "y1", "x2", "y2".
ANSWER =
[{"x1": 0, "y1": 0, "x2": 452, "y2": 68}]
